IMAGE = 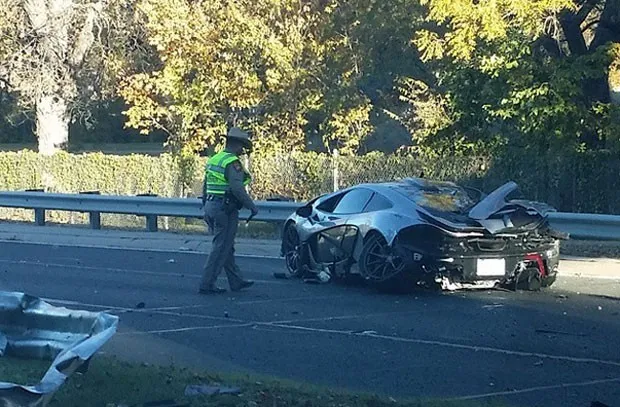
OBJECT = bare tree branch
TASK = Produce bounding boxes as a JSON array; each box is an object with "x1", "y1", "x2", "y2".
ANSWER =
[
  {"x1": 575, "y1": 0, "x2": 602, "y2": 25},
  {"x1": 581, "y1": 19, "x2": 601, "y2": 33}
]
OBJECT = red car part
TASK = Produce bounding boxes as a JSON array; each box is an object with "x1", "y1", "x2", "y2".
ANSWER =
[{"x1": 524, "y1": 253, "x2": 547, "y2": 277}]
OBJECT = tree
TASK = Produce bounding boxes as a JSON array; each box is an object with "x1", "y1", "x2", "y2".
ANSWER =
[
  {"x1": 121, "y1": 0, "x2": 325, "y2": 155},
  {"x1": 405, "y1": 0, "x2": 620, "y2": 154},
  {"x1": 120, "y1": 0, "x2": 428, "y2": 156},
  {"x1": 0, "y1": 0, "x2": 147, "y2": 155}
]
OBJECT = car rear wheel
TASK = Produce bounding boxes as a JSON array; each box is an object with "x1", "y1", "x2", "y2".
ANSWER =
[
  {"x1": 359, "y1": 233, "x2": 415, "y2": 293},
  {"x1": 514, "y1": 266, "x2": 543, "y2": 291},
  {"x1": 282, "y1": 223, "x2": 303, "y2": 277}
]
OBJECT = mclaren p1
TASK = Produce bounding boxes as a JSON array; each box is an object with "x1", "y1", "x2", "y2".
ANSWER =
[{"x1": 279, "y1": 178, "x2": 569, "y2": 292}]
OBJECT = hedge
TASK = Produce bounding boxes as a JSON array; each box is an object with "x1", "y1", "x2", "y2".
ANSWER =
[
  {"x1": 0, "y1": 150, "x2": 181, "y2": 225},
  {"x1": 0, "y1": 148, "x2": 619, "y2": 225}
]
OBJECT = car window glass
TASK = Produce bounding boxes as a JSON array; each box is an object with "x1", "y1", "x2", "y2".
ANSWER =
[
  {"x1": 315, "y1": 193, "x2": 345, "y2": 213},
  {"x1": 396, "y1": 182, "x2": 476, "y2": 214},
  {"x1": 332, "y1": 188, "x2": 373, "y2": 214},
  {"x1": 363, "y1": 193, "x2": 392, "y2": 212}
]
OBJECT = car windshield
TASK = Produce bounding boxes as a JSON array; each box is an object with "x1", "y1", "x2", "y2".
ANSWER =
[{"x1": 397, "y1": 181, "x2": 478, "y2": 214}]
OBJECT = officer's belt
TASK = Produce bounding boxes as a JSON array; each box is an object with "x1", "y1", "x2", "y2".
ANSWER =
[{"x1": 204, "y1": 194, "x2": 224, "y2": 201}]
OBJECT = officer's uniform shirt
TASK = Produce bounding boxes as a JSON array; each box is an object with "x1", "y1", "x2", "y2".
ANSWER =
[{"x1": 224, "y1": 154, "x2": 258, "y2": 213}]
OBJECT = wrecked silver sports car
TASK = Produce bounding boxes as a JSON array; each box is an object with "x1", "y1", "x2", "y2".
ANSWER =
[{"x1": 279, "y1": 178, "x2": 569, "y2": 292}]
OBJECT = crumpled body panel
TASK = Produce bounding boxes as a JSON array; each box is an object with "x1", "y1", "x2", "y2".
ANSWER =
[{"x1": 0, "y1": 291, "x2": 119, "y2": 406}]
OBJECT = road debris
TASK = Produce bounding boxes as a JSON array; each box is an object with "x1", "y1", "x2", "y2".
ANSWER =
[
  {"x1": 0, "y1": 290, "x2": 118, "y2": 407},
  {"x1": 482, "y1": 304, "x2": 504, "y2": 309},
  {"x1": 535, "y1": 328, "x2": 587, "y2": 337},
  {"x1": 184, "y1": 384, "x2": 242, "y2": 397}
]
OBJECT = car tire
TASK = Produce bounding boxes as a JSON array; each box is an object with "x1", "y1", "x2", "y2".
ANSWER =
[
  {"x1": 515, "y1": 266, "x2": 543, "y2": 291},
  {"x1": 282, "y1": 223, "x2": 303, "y2": 278},
  {"x1": 541, "y1": 273, "x2": 557, "y2": 288},
  {"x1": 359, "y1": 233, "x2": 415, "y2": 294}
]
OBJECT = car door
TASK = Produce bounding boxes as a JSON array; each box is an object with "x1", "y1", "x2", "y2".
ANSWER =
[{"x1": 311, "y1": 188, "x2": 374, "y2": 264}]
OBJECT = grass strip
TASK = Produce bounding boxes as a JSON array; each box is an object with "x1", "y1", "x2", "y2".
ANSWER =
[{"x1": 0, "y1": 355, "x2": 508, "y2": 407}]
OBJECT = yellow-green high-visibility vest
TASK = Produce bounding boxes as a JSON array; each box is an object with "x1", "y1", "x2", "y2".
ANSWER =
[{"x1": 204, "y1": 151, "x2": 251, "y2": 196}]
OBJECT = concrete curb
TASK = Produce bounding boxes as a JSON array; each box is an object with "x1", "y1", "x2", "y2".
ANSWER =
[{"x1": 1, "y1": 223, "x2": 619, "y2": 280}]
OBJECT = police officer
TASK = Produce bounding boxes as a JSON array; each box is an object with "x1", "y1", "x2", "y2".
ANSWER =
[{"x1": 199, "y1": 127, "x2": 259, "y2": 294}]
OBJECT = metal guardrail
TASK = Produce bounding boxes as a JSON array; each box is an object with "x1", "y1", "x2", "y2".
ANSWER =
[
  {"x1": 0, "y1": 191, "x2": 301, "y2": 232},
  {"x1": 0, "y1": 190, "x2": 618, "y2": 240},
  {"x1": 546, "y1": 212, "x2": 620, "y2": 241}
]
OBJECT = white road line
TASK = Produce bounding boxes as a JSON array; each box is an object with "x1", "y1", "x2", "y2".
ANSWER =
[
  {"x1": 266, "y1": 323, "x2": 620, "y2": 368},
  {"x1": 38, "y1": 295, "x2": 620, "y2": 372},
  {"x1": 559, "y1": 274, "x2": 620, "y2": 281},
  {"x1": 0, "y1": 238, "x2": 283, "y2": 259},
  {"x1": 42, "y1": 297, "x2": 247, "y2": 323},
  {"x1": 43, "y1": 296, "x2": 417, "y2": 326},
  {"x1": 0, "y1": 259, "x2": 285, "y2": 284},
  {"x1": 118, "y1": 323, "x2": 254, "y2": 335},
  {"x1": 449, "y1": 376, "x2": 620, "y2": 400},
  {"x1": 235, "y1": 294, "x2": 346, "y2": 305},
  {"x1": 268, "y1": 310, "x2": 421, "y2": 325}
]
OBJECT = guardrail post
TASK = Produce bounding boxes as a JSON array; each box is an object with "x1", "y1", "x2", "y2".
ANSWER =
[
  {"x1": 146, "y1": 215, "x2": 158, "y2": 232},
  {"x1": 34, "y1": 208, "x2": 46, "y2": 226},
  {"x1": 80, "y1": 191, "x2": 101, "y2": 230},
  {"x1": 25, "y1": 189, "x2": 46, "y2": 226},
  {"x1": 137, "y1": 193, "x2": 159, "y2": 232}
]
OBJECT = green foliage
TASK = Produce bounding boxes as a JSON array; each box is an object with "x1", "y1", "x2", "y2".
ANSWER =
[
  {"x1": 1, "y1": 149, "x2": 620, "y2": 220},
  {"x1": 414, "y1": 0, "x2": 574, "y2": 63},
  {"x1": 405, "y1": 0, "x2": 620, "y2": 154},
  {"x1": 121, "y1": 0, "x2": 329, "y2": 153},
  {"x1": 119, "y1": 0, "x2": 427, "y2": 156},
  {"x1": 0, "y1": 150, "x2": 179, "y2": 195}
]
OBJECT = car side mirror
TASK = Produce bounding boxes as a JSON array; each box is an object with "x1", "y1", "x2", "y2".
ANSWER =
[{"x1": 296, "y1": 205, "x2": 313, "y2": 218}]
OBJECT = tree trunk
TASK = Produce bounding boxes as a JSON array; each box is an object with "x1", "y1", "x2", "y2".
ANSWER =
[
  {"x1": 611, "y1": 63, "x2": 620, "y2": 105},
  {"x1": 36, "y1": 94, "x2": 70, "y2": 155}
]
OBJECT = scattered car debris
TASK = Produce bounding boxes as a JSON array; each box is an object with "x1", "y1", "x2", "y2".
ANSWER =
[
  {"x1": 136, "y1": 302, "x2": 146, "y2": 309},
  {"x1": 0, "y1": 290, "x2": 118, "y2": 407},
  {"x1": 280, "y1": 178, "x2": 567, "y2": 293},
  {"x1": 535, "y1": 329, "x2": 587, "y2": 337},
  {"x1": 184, "y1": 384, "x2": 242, "y2": 397},
  {"x1": 108, "y1": 401, "x2": 189, "y2": 407},
  {"x1": 167, "y1": 259, "x2": 176, "y2": 263}
]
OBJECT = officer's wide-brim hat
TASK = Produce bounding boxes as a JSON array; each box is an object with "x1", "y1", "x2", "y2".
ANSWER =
[{"x1": 226, "y1": 127, "x2": 252, "y2": 149}]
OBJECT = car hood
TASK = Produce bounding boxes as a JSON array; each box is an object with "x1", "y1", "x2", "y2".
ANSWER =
[
  {"x1": 417, "y1": 181, "x2": 554, "y2": 235},
  {"x1": 468, "y1": 181, "x2": 518, "y2": 220}
]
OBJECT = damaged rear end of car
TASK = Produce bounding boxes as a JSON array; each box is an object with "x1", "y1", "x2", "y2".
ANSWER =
[{"x1": 390, "y1": 180, "x2": 567, "y2": 291}]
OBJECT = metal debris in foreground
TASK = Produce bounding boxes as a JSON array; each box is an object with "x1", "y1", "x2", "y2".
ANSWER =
[{"x1": 0, "y1": 290, "x2": 119, "y2": 406}]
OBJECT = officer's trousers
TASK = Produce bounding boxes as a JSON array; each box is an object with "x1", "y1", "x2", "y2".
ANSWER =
[{"x1": 199, "y1": 201, "x2": 246, "y2": 290}]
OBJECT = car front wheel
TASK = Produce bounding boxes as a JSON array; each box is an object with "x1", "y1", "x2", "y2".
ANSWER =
[
  {"x1": 359, "y1": 233, "x2": 415, "y2": 293},
  {"x1": 282, "y1": 223, "x2": 303, "y2": 278}
]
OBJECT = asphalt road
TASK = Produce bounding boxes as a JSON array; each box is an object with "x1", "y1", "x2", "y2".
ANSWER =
[{"x1": 1, "y1": 242, "x2": 619, "y2": 407}]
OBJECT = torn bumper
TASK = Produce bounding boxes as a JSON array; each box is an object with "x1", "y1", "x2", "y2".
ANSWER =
[
  {"x1": 394, "y1": 239, "x2": 560, "y2": 288},
  {"x1": 0, "y1": 291, "x2": 119, "y2": 406}
]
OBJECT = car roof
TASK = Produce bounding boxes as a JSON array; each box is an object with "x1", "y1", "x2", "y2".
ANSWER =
[{"x1": 351, "y1": 177, "x2": 463, "y2": 197}]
